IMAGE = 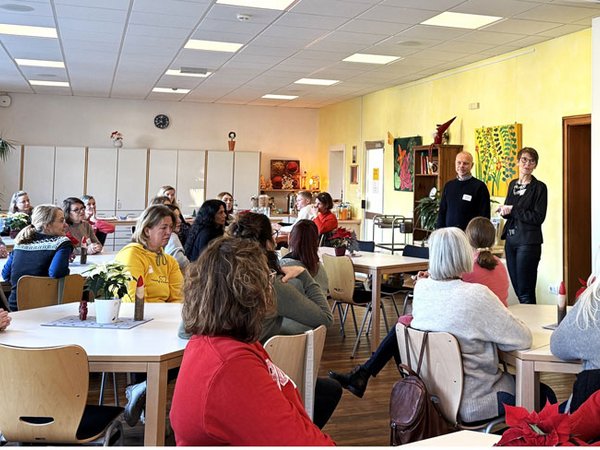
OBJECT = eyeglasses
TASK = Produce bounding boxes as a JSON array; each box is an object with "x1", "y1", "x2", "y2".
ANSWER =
[
  {"x1": 71, "y1": 207, "x2": 85, "y2": 213},
  {"x1": 272, "y1": 230, "x2": 279, "y2": 239},
  {"x1": 519, "y1": 157, "x2": 536, "y2": 165}
]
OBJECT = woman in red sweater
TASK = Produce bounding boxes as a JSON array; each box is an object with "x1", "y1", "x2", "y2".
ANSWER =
[
  {"x1": 170, "y1": 237, "x2": 335, "y2": 446},
  {"x1": 313, "y1": 192, "x2": 338, "y2": 235}
]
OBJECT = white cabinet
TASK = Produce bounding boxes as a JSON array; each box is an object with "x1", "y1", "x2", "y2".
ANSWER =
[
  {"x1": 0, "y1": 146, "x2": 21, "y2": 211},
  {"x1": 148, "y1": 149, "x2": 178, "y2": 201},
  {"x1": 54, "y1": 147, "x2": 85, "y2": 205},
  {"x1": 86, "y1": 148, "x2": 118, "y2": 215},
  {"x1": 177, "y1": 150, "x2": 206, "y2": 215},
  {"x1": 233, "y1": 151, "x2": 260, "y2": 210},
  {"x1": 205, "y1": 151, "x2": 260, "y2": 209},
  {"x1": 22, "y1": 146, "x2": 55, "y2": 205},
  {"x1": 116, "y1": 148, "x2": 147, "y2": 213},
  {"x1": 205, "y1": 151, "x2": 234, "y2": 202}
]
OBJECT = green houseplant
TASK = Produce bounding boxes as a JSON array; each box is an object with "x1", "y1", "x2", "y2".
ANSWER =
[
  {"x1": 5, "y1": 212, "x2": 30, "y2": 237},
  {"x1": 414, "y1": 191, "x2": 440, "y2": 243},
  {"x1": 83, "y1": 261, "x2": 133, "y2": 300},
  {"x1": 0, "y1": 135, "x2": 16, "y2": 162}
]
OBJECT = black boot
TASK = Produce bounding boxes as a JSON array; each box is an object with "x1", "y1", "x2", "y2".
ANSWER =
[{"x1": 328, "y1": 365, "x2": 370, "y2": 398}]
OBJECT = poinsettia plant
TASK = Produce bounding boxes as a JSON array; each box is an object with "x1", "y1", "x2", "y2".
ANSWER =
[
  {"x1": 329, "y1": 227, "x2": 353, "y2": 248},
  {"x1": 495, "y1": 402, "x2": 588, "y2": 446},
  {"x1": 82, "y1": 261, "x2": 133, "y2": 300},
  {"x1": 5, "y1": 212, "x2": 29, "y2": 231}
]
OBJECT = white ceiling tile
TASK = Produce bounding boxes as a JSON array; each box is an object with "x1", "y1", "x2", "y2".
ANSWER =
[
  {"x1": 339, "y1": 18, "x2": 413, "y2": 35},
  {"x1": 483, "y1": 18, "x2": 563, "y2": 34},
  {"x1": 451, "y1": 0, "x2": 539, "y2": 17},
  {"x1": 396, "y1": 24, "x2": 472, "y2": 40},
  {"x1": 515, "y1": 4, "x2": 600, "y2": 23},
  {"x1": 381, "y1": 0, "x2": 463, "y2": 10},
  {"x1": 274, "y1": 12, "x2": 349, "y2": 30},
  {"x1": 55, "y1": 4, "x2": 128, "y2": 21},
  {"x1": 357, "y1": 6, "x2": 438, "y2": 24},
  {"x1": 290, "y1": 0, "x2": 374, "y2": 18},
  {"x1": 536, "y1": 23, "x2": 588, "y2": 37},
  {"x1": 454, "y1": 29, "x2": 527, "y2": 45}
]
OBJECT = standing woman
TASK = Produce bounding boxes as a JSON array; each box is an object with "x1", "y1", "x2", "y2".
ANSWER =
[
  {"x1": 63, "y1": 197, "x2": 102, "y2": 255},
  {"x1": 313, "y1": 192, "x2": 338, "y2": 236},
  {"x1": 2, "y1": 205, "x2": 73, "y2": 311},
  {"x1": 184, "y1": 199, "x2": 227, "y2": 262},
  {"x1": 497, "y1": 147, "x2": 547, "y2": 304}
]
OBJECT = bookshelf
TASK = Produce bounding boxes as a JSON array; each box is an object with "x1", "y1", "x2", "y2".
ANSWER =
[{"x1": 413, "y1": 144, "x2": 463, "y2": 241}]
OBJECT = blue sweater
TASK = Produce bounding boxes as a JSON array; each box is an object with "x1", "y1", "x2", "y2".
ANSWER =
[
  {"x1": 436, "y1": 176, "x2": 490, "y2": 230},
  {"x1": 2, "y1": 232, "x2": 73, "y2": 311}
]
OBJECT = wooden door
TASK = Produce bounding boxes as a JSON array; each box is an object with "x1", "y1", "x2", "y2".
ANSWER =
[{"x1": 563, "y1": 114, "x2": 591, "y2": 304}]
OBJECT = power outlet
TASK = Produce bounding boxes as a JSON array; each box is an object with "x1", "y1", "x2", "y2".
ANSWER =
[{"x1": 549, "y1": 285, "x2": 558, "y2": 295}]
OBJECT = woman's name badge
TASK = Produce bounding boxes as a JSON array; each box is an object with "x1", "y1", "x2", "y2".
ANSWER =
[
  {"x1": 148, "y1": 265, "x2": 154, "y2": 274},
  {"x1": 462, "y1": 194, "x2": 472, "y2": 201}
]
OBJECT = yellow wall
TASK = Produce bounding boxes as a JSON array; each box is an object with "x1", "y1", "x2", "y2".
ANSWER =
[{"x1": 318, "y1": 29, "x2": 592, "y2": 305}]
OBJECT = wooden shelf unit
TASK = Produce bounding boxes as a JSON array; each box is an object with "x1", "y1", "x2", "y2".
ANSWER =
[{"x1": 412, "y1": 144, "x2": 463, "y2": 241}]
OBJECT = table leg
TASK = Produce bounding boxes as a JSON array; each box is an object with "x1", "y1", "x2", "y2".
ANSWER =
[
  {"x1": 145, "y1": 361, "x2": 169, "y2": 446},
  {"x1": 515, "y1": 359, "x2": 538, "y2": 411},
  {"x1": 370, "y1": 270, "x2": 382, "y2": 352}
]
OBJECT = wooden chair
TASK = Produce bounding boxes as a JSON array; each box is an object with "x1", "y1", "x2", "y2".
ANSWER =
[
  {"x1": 0, "y1": 343, "x2": 123, "y2": 445},
  {"x1": 16, "y1": 276, "x2": 60, "y2": 310},
  {"x1": 264, "y1": 325, "x2": 327, "y2": 420},
  {"x1": 396, "y1": 324, "x2": 503, "y2": 432},
  {"x1": 322, "y1": 254, "x2": 389, "y2": 358},
  {"x1": 61, "y1": 274, "x2": 86, "y2": 303}
]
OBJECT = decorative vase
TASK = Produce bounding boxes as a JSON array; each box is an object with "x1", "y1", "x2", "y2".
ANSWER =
[
  {"x1": 94, "y1": 298, "x2": 121, "y2": 324},
  {"x1": 112, "y1": 139, "x2": 123, "y2": 148},
  {"x1": 334, "y1": 246, "x2": 346, "y2": 256},
  {"x1": 228, "y1": 140, "x2": 236, "y2": 151}
]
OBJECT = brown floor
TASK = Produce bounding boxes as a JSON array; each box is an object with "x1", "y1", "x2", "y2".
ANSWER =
[{"x1": 80, "y1": 300, "x2": 575, "y2": 446}]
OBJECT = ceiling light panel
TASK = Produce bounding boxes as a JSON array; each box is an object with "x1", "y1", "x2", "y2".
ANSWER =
[
  {"x1": 262, "y1": 94, "x2": 298, "y2": 100},
  {"x1": 421, "y1": 12, "x2": 503, "y2": 30},
  {"x1": 0, "y1": 23, "x2": 57, "y2": 37},
  {"x1": 16, "y1": 58, "x2": 65, "y2": 68},
  {"x1": 215, "y1": 0, "x2": 296, "y2": 10},
  {"x1": 29, "y1": 80, "x2": 69, "y2": 87},
  {"x1": 166, "y1": 69, "x2": 212, "y2": 78},
  {"x1": 184, "y1": 39, "x2": 243, "y2": 52},
  {"x1": 295, "y1": 78, "x2": 340, "y2": 86},
  {"x1": 343, "y1": 53, "x2": 402, "y2": 64},
  {"x1": 152, "y1": 87, "x2": 191, "y2": 93}
]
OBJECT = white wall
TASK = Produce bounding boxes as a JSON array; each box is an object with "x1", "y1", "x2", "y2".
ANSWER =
[{"x1": 0, "y1": 93, "x2": 321, "y2": 184}]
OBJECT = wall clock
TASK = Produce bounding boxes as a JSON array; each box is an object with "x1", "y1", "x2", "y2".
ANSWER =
[{"x1": 154, "y1": 114, "x2": 170, "y2": 129}]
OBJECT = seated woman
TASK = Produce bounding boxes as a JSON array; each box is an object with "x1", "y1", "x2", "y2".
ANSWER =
[
  {"x1": 157, "y1": 185, "x2": 177, "y2": 204},
  {"x1": 1, "y1": 205, "x2": 73, "y2": 311},
  {"x1": 81, "y1": 195, "x2": 115, "y2": 246},
  {"x1": 170, "y1": 237, "x2": 335, "y2": 445},
  {"x1": 551, "y1": 256, "x2": 600, "y2": 412},
  {"x1": 330, "y1": 217, "x2": 511, "y2": 398},
  {"x1": 2, "y1": 190, "x2": 33, "y2": 236},
  {"x1": 184, "y1": 199, "x2": 227, "y2": 262},
  {"x1": 164, "y1": 204, "x2": 189, "y2": 271},
  {"x1": 63, "y1": 197, "x2": 102, "y2": 255},
  {"x1": 115, "y1": 204, "x2": 183, "y2": 304},
  {"x1": 156, "y1": 186, "x2": 192, "y2": 247},
  {"x1": 0, "y1": 308, "x2": 10, "y2": 331},
  {"x1": 217, "y1": 191, "x2": 235, "y2": 224},
  {"x1": 280, "y1": 219, "x2": 328, "y2": 294},
  {"x1": 313, "y1": 192, "x2": 338, "y2": 236}
]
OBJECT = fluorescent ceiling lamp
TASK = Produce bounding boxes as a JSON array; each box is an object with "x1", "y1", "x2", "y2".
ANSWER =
[
  {"x1": 29, "y1": 80, "x2": 69, "y2": 87},
  {"x1": 152, "y1": 87, "x2": 191, "y2": 94},
  {"x1": 0, "y1": 24, "x2": 57, "y2": 38},
  {"x1": 262, "y1": 94, "x2": 298, "y2": 100},
  {"x1": 343, "y1": 53, "x2": 401, "y2": 65},
  {"x1": 166, "y1": 69, "x2": 212, "y2": 78},
  {"x1": 185, "y1": 39, "x2": 243, "y2": 52},
  {"x1": 16, "y1": 58, "x2": 64, "y2": 68},
  {"x1": 295, "y1": 78, "x2": 339, "y2": 86},
  {"x1": 421, "y1": 12, "x2": 502, "y2": 29},
  {"x1": 216, "y1": 0, "x2": 295, "y2": 9}
]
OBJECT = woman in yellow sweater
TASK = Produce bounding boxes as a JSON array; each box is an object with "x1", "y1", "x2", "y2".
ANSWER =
[{"x1": 116, "y1": 204, "x2": 183, "y2": 303}]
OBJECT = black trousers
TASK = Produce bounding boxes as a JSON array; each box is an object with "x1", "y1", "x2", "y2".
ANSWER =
[{"x1": 505, "y1": 240, "x2": 541, "y2": 304}]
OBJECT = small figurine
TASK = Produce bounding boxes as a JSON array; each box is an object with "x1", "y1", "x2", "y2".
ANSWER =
[
  {"x1": 432, "y1": 116, "x2": 456, "y2": 145},
  {"x1": 260, "y1": 175, "x2": 267, "y2": 190}
]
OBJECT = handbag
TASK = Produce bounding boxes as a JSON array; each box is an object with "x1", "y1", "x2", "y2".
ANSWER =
[{"x1": 389, "y1": 327, "x2": 457, "y2": 445}]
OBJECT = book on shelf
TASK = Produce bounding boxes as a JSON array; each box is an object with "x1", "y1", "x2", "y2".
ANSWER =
[{"x1": 419, "y1": 155, "x2": 439, "y2": 174}]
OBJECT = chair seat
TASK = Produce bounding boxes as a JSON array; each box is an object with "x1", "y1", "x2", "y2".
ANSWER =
[{"x1": 76, "y1": 405, "x2": 124, "y2": 442}]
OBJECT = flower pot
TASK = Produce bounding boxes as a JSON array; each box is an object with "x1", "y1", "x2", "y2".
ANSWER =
[
  {"x1": 112, "y1": 139, "x2": 123, "y2": 148},
  {"x1": 228, "y1": 140, "x2": 236, "y2": 151},
  {"x1": 94, "y1": 298, "x2": 121, "y2": 324},
  {"x1": 334, "y1": 246, "x2": 346, "y2": 256}
]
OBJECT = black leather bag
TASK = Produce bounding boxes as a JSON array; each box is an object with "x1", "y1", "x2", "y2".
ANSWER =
[{"x1": 389, "y1": 328, "x2": 457, "y2": 445}]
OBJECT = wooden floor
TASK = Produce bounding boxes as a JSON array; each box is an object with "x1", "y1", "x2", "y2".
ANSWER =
[{"x1": 81, "y1": 300, "x2": 576, "y2": 446}]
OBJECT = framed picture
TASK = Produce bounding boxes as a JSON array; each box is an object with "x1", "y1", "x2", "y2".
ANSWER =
[
  {"x1": 350, "y1": 164, "x2": 359, "y2": 185},
  {"x1": 270, "y1": 159, "x2": 300, "y2": 189}
]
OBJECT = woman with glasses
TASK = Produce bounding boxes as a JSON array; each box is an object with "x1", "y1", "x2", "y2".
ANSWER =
[
  {"x1": 164, "y1": 204, "x2": 189, "y2": 270},
  {"x1": 62, "y1": 197, "x2": 103, "y2": 255},
  {"x1": 184, "y1": 199, "x2": 227, "y2": 263},
  {"x1": 2, "y1": 205, "x2": 73, "y2": 311},
  {"x1": 497, "y1": 147, "x2": 547, "y2": 304},
  {"x1": 170, "y1": 237, "x2": 335, "y2": 445}
]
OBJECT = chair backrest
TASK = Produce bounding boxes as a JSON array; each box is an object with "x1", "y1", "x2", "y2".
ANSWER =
[
  {"x1": 0, "y1": 344, "x2": 89, "y2": 443},
  {"x1": 321, "y1": 254, "x2": 357, "y2": 304},
  {"x1": 60, "y1": 274, "x2": 86, "y2": 303},
  {"x1": 16, "y1": 276, "x2": 59, "y2": 311},
  {"x1": 402, "y1": 244, "x2": 429, "y2": 259},
  {"x1": 264, "y1": 325, "x2": 327, "y2": 419},
  {"x1": 396, "y1": 323, "x2": 463, "y2": 424},
  {"x1": 356, "y1": 240, "x2": 375, "y2": 252}
]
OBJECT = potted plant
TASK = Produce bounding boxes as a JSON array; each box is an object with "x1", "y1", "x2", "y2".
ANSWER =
[
  {"x1": 414, "y1": 191, "x2": 440, "y2": 244},
  {"x1": 329, "y1": 227, "x2": 358, "y2": 256},
  {"x1": 5, "y1": 212, "x2": 30, "y2": 238},
  {"x1": 0, "y1": 135, "x2": 16, "y2": 162},
  {"x1": 82, "y1": 262, "x2": 133, "y2": 323}
]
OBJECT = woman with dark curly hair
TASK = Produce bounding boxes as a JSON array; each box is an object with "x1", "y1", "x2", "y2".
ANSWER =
[{"x1": 184, "y1": 199, "x2": 227, "y2": 262}]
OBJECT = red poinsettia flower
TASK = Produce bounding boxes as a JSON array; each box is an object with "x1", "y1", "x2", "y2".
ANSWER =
[
  {"x1": 495, "y1": 402, "x2": 586, "y2": 446},
  {"x1": 330, "y1": 227, "x2": 353, "y2": 248}
]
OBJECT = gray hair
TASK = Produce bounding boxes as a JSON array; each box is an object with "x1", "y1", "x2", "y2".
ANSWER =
[
  {"x1": 575, "y1": 248, "x2": 600, "y2": 329},
  {"x1": 427, "y1": 227, "x2": 473, "y2": 280},
  {"x1": 131, "y1": 205, "x2": 176, "y2": 248}
]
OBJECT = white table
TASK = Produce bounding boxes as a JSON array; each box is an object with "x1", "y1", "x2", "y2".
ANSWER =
[
  {"x1": 0, "y1": 251, "x2": 118, "y2": 281},
  {"x1": 403, "y1": 430, "x2": 500, "y2": 447},
  {"x1": 320, "y1": 248, "x2": 428, "y2": 351},
  {"x1": 500, "y1": 304, "x2": 581, "y2": 411},
  {"x1": 0, "y1": 302, "x2": 186, "y2": 446}
]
